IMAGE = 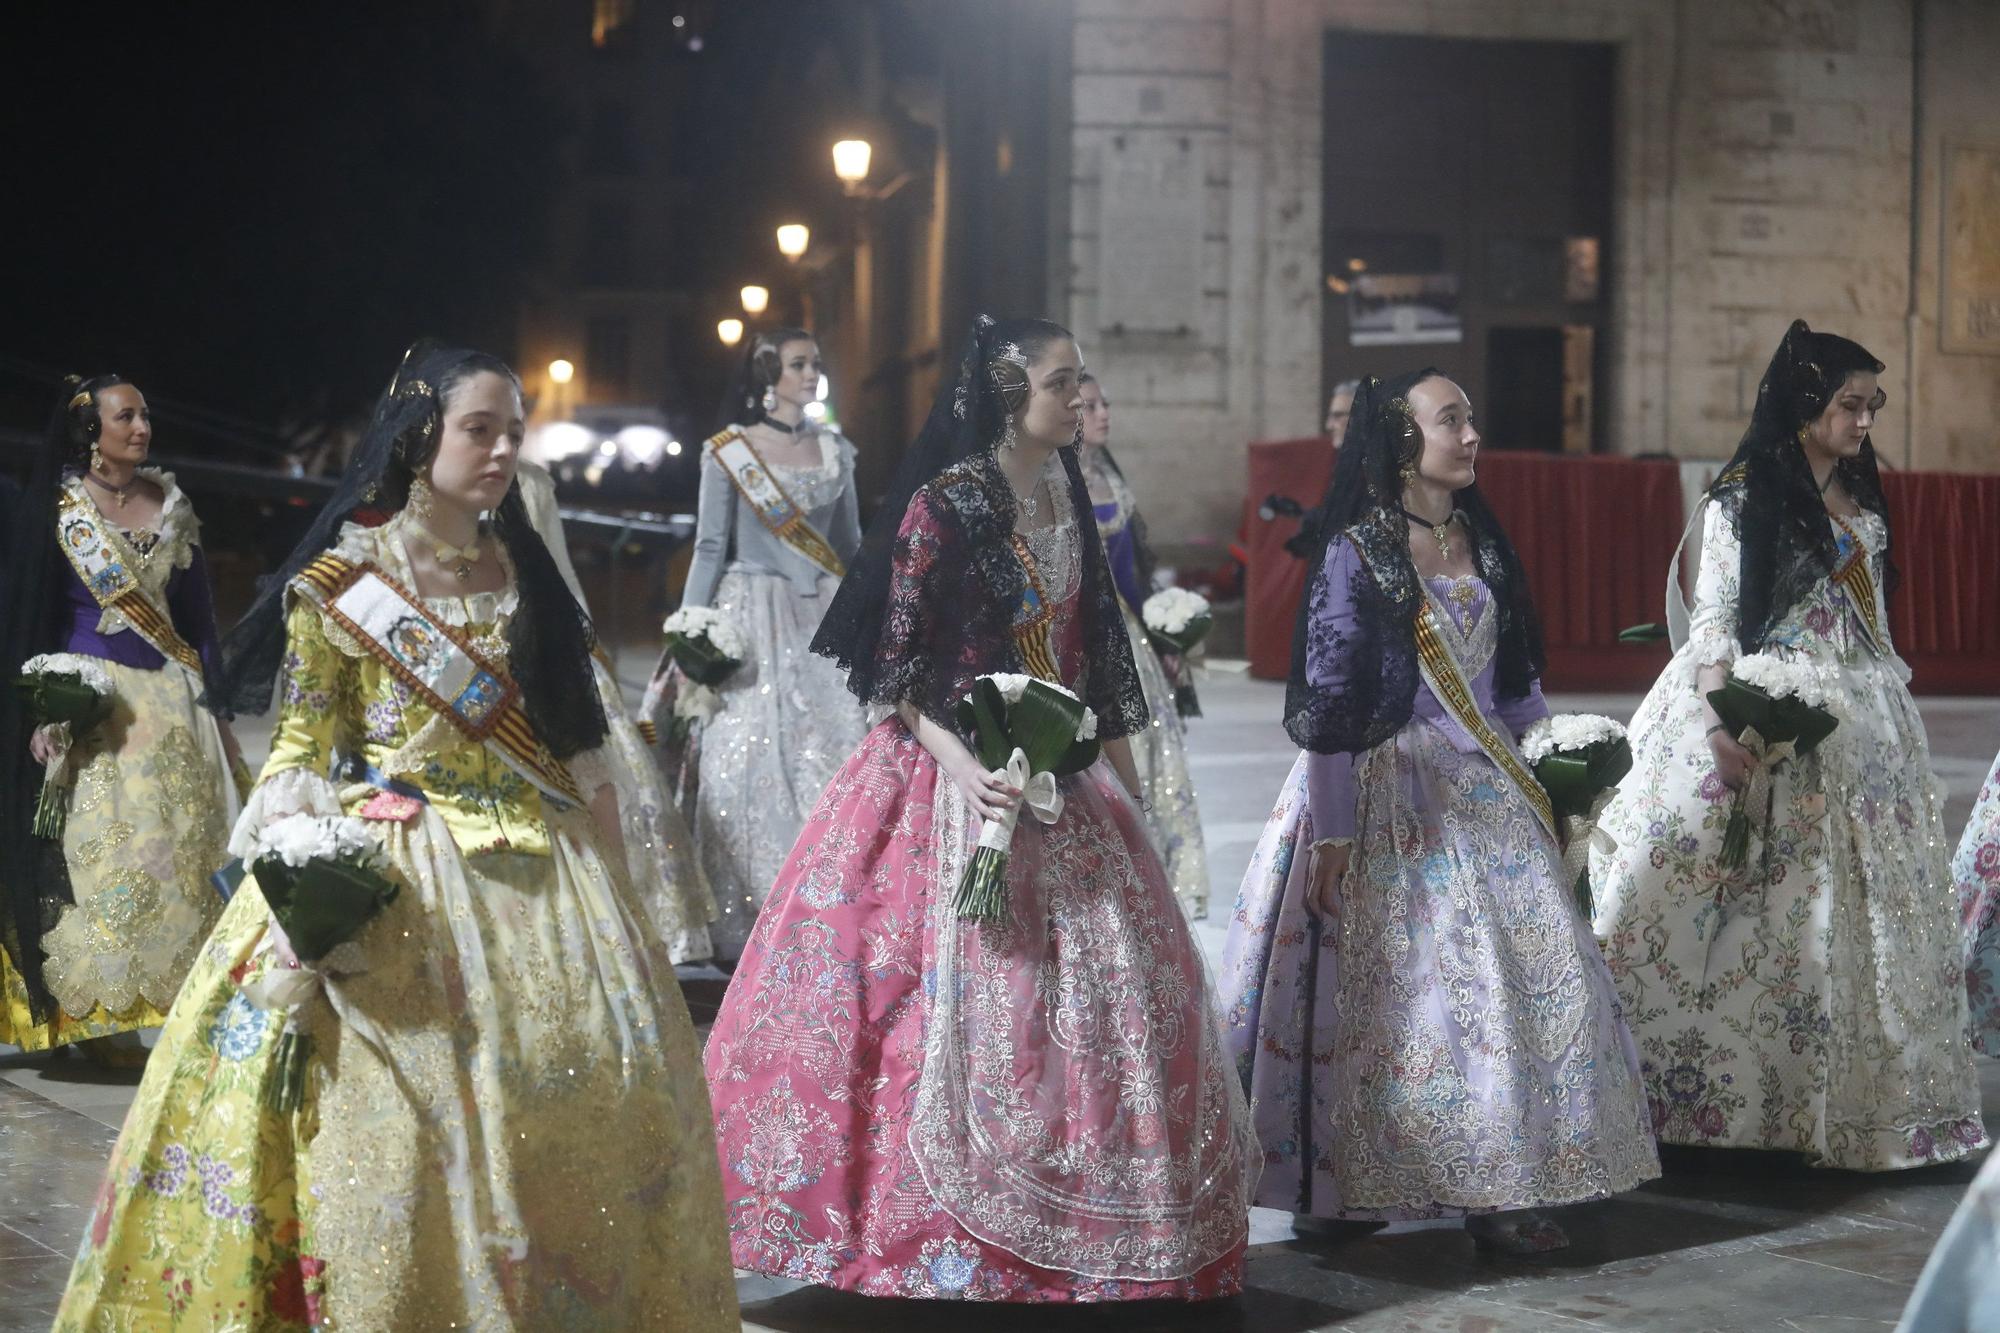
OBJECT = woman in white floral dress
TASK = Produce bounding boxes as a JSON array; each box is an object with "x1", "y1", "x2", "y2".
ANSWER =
[{"x1": 1590, "y1": 320, "x2": 1986, "y2": 1171}]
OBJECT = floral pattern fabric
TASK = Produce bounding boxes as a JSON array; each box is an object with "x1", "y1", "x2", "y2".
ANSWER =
[
  {"x1": 56, "y1": 518, "x2": 738, "y2": 1330},
  {"x1": 1954, "y1": 750, "x2": 2000, "y2": 1054},
  {"x1": 702, "y1": 491, "x2": 1255, "y2": 1300},
  {"x1": 1219, "y1": 577, "x2": 1659, "y2": 1218},
  {"x1": 1591, "y1": 502, "x2": 1986, "y2": 1170}
]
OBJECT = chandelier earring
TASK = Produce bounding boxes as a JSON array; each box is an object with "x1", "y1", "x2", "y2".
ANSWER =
[
  {"x1": 761, "y1": 385, "x2": 778, "y2": 414},
  {"x1": 999, "y1": 413, "x2": 1020, "y2": 452},
  {"x1": 407, "y1": 474, "x2": 437, "y2": 519},
  {"x1": 89, "y1": 440, "x2": 104, "y2": 476}
]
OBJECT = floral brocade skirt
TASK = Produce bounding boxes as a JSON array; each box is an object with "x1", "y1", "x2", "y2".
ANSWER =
[
  {"x1": 1957, "y1": 750, "x2": 2000, "y2": 1054},
  {"x1": 56, "y1": 809, "x2": 738, "y2": 1331},
  {"x1": 1590, "y1": 647, "x2": 1986, "y2": 1170},
  {"x1": 1, "y1": 657, "x2": 231, "y2": 1051},
  {"x1": 703, "y1": 718, "x2": 1253, "y2": 1301},
  {"x1": 683, "y1": 568, "x2": 868, "y2": 961},
  {"x1": 1219, "y1": 734, "x2": 1659, "y2": 1219},
  {"x1": 1120, "y1": 602, "x2": 1210, "y2": 920}
]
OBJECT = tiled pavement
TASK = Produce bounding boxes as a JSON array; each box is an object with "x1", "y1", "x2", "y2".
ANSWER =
[{"x1": 5, "y1": 669, "x2": 1997, "y2": 1331}]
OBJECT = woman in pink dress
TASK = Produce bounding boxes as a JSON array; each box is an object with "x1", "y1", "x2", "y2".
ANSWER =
[{"x1": 702, "y1": 315, "x2": 1256, "y2": 1302}]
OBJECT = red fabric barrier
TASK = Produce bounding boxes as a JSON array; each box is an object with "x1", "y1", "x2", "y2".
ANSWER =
[
  {"x1": 1881, "y1": 471, "x2": 2000, "y2": 693},
  {"x1": 1241, "y1": 442, "x2": 2000, "y2": 694}
]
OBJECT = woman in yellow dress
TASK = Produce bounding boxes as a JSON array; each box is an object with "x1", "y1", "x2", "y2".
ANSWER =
[
  {"x1": 1, "y1": 374, "x2": 242, "y2": 1061},
  {"x1": 55, "y1": 344, "x2": 738, "y2": 1330}
]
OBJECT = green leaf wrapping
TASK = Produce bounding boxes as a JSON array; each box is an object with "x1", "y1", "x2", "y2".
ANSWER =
[
  {"x1": 1533, "y1": 737, "x2": 1633, "y2": 822},
  {"x1": 1146, "y1": 611, "x2": 1214, "y2": 657},
  {"x1": 665, "y1": 632, "x2": 743, "y2": 688},
  {"x1": 1705, "y1": 678, "x2": 1838, "y2": 756},
  {"x1": 251, "y1": 857, "x2": 400, "y2": 963},
  {"x1": 13, "y1": 674, "x2": 113, "y2": 730},
  {"x1": 1617, "y1": 622, "x2": 1669, "y2": 644},
  {"x1": 1009, "y1": 680, "x2": 1092, "y2": 775}
]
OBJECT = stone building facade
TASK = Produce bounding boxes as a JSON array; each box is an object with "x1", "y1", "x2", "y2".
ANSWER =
[{"x1": 1060, "y1": 0, "x2": 2000, "y2": 543}]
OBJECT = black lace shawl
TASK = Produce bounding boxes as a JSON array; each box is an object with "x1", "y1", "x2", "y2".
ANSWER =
[
  {"x1": 811, "y1": 315, "x2": 1147, "y2": 742},
  {"x1": 1712, "y1": 319, "x2": 1894, "y2": 654},
  {"x1": 1284, "y1": 372, "x2": 1545, "y2": 756}
]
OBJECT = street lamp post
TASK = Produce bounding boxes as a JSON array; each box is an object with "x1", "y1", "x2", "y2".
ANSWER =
[
  {"x1": 775, "y1": 224, "x2": 812, "y2": 325},
  {"x1": 740, "y1": 285, "x2": 769, "y2": 317},
  {"x1": 547, "y1": 358, "x2": 576, "y2": 418},
  {"x1": 717, "y1": 318, "x2": 744, "y2": 348}
]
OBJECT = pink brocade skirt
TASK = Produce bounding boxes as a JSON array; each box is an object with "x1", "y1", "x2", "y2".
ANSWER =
[{"x1": 702, "y1": 718, "x2": 1250, "y2": 1302}]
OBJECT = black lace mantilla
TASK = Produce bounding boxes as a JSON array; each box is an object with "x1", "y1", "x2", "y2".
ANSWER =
[
  {"x1": 1712, "y1": 319, "x2": 1894, "y2": 654},
  {"x1": 848, "y1": 448, "x2": 1147, "y2": 743}
]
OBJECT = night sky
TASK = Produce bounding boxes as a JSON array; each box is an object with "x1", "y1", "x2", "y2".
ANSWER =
[{"x1": 0, "y1": 1, "x2": 931, "y2": 463}]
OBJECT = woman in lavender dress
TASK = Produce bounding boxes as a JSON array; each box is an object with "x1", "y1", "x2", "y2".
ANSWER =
[
  {"x1": 1217, "y1": 371, "x2": 1658, "y2": 1253},
  {"x1": 0, "y1": 375, "x2": 242, "y2": 1059},
  {"x1": 1076, "y1": 371, "x2": 1210, "y2": 918}
]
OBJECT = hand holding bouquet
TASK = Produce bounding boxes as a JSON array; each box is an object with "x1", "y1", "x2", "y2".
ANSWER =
[
  {"x1": 1520, "y1": 713, "x2": 1632, "y2": 916},
  {"x1": 239, "y1": 813, "x2": 400, "y2": 1112},
  {"x1": 1706, "y1": 654, "x2": 1839, "y2": 871},
  {"x1": 1142, "y1": 586, "x2": 1212, "y2": 717},
  {"x1": 656, "y1": 606, "x2": 749, "y2": 744},
  {"x1": 13, "y1": 654, "x2": 116, "y2": 840},
  {"x1": 952, "y1": 674, "x2": 1101, "y2": 924}
]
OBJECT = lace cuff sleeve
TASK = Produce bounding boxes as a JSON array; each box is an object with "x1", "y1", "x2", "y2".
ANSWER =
[
  {"x1": 227, "y1": 766, "x2": 344, "y2": 860},
  {"x1": 566, "y1": 745, "x2": 617, "y2": 797},
  {"x1": 1686, "y1": 499, "x2": 1744, "y2": 668}
]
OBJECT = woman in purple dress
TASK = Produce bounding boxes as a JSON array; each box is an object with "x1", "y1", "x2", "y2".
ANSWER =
[
  {"x1": 0, "y1": 375, "x2": 241, "y2": 1059},
  {"x1": 1216, "y1": 370, "x2": 1658, "y2": 1253}
]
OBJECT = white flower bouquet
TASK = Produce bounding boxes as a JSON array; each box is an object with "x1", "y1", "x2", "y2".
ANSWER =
[
  {"x1": 244, "y1": 814, "x2": 399, "y2": 1112},
  {"x1": 13, "y1": 653, "x2": 117, "y2": 840},
  {"x1": 659, "y1": 606, "x2": 749, "y2": 741},
  {"x1": 952, "y1": 673, "x2": 1100, "y2": 923},
  {"x1": 1142, "y1": 587, "x2": 1212, "y2": 717},
  {"x1": 1706, "y1": 653, "x2": 1840, "y2": 870},
  {"x1": 1519, "y1": 713, "x2": 1632, "y2": 915}
]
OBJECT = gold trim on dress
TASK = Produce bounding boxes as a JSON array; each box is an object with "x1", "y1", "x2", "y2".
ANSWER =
[{"x1": 1412, "y1": 602, "x2": 1556, "y2": 837}]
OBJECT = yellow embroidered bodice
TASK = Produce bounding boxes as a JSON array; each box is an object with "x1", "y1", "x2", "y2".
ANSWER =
[{"x1": 262, "y1": 582, "x2": 558, "y2": 858}]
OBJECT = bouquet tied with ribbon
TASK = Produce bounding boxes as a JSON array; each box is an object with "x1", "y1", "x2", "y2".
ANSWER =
[
  {"x1": 13, "y1": 654, "x2": 116, "y2": 840},
  {"x1": 656, "y1": 606, "x2": 749, "y2": 744},
  {"x1": 240, "y1": 813, "x2": 400, "y2": 1112},
  {"x1": 1141, "y1": 586, "x2": 1211, "y2": 717},
  {"x1": 1519, "y1": 713, "x2": 1632, "y2": 917},
  {"x1": 953, "y1": 673, "x2": 1101, "y2": 923},
  {"x1": 1707, "y1": 653, "x2": 1839, "y2": 871}
]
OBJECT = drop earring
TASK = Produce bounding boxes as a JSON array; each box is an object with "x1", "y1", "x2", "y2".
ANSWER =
[
  {"x1": 999, "y1": 414, "x2": 1019, "y2": 452},
  {"x1": 89, "y1": 440, "x2": 103, "y2": 476},
  {"x1": 761, "y1": 386, "x2": 778, "y2": 414},
  {"x1": 408, "y1": 475, "x2": 436, "y2": 518}
]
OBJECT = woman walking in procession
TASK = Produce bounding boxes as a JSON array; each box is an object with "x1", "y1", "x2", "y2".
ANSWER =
[
  {"x1": 56, "y1": 343, "x2": 737, "y2": 1330},
  {"x1": 1217, "y1": 370, "x2": 1659, "y2": 1254},
  {"x1": 1075, "y1": 370, "x2": 1211, "y2": 919},
  {"x1": 655, "y1": 326, "x2": 868, "y2": 962},
  {"x1": 703, "y1": 315, "x2": 1256, "y2": 1301},
  {"x1": 1590, "y1": 319, "x2": 1986, "y2": 1170},
  {"x1": 0, "y1": 374, "x2": 243, "y2": 1063}
]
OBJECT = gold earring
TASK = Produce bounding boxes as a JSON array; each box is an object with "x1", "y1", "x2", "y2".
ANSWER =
[
  {"x1": 408, "y1": 475, "x2": 436, "y2": 517},
  {"x1": 1796, "y1": 423, "x2": 1812, "y2": 445}
]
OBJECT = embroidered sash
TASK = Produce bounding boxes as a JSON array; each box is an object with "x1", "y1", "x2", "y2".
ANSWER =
[
  {"x1": 54, "y1": 482, "x2": 205, "y2": 680},
  {"x1": 1007, "y1": 534, "x2": 1062, "y2": 683},
  {"x1": 290, "y1": 555, "x2": 585, "y2": 808},
  {"x1": 1829, "y1": 519, "x2": 1884, "y2": 651},
  {"x1": 1411, "y1": 599, "x2": 1557, "y2": 838},
  {"x1": 709, "y1": 428, "x2": 847, "y2": 579}
]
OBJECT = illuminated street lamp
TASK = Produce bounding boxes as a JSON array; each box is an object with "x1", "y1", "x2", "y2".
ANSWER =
[
  {"x1": 832, "y1": 139, "x2": 872, "y2": 194},
  {"x1": 740, "y1": 284, "x2": 769, "y2": 315},
  {"x1": 548, "y1": 358, "x2": 574, "y2": 385},
  {"x1": 717, "y1": 318, "x2": 744, "y2": 347},
  {"x1": 775, "y1": 223, "x2": 810, "y2": 261}
]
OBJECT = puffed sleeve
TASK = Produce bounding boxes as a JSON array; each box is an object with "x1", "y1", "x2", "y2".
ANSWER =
[
  {"x1": 1301, "y1": 536, "x2": 1370, "y2": 841},
  {"x1": 168, "y1": 544, "x2": 230, "y2": 712},
  {"x1": 1686, "y1": 496, "x2": 1744, "y2": 669},
  {"x1": 680, "y1": 450, "x2": 736, "y2": 609},
  {"x1": 227, "y1": 598, "x2": 350, "y2": 857},
  {"x1": 829, "y1": 436, "x2": 863, "y2": 565}
]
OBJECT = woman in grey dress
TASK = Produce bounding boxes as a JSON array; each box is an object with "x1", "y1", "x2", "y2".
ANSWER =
[{"x1": 657, "y1": 328, "x2": 868, "y2": 960}]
